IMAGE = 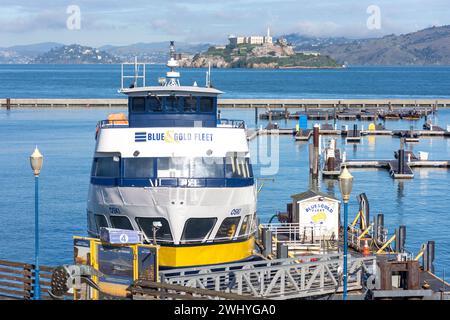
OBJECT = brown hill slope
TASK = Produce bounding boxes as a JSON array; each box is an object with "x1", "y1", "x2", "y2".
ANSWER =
[{"x1": 320, "y1": 25, "x2": 450, "y2": 65}]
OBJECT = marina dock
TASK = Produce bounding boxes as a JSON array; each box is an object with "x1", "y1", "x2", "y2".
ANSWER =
[{"x1": 246, "y1": 126, "x2": 450, "y2": 141}]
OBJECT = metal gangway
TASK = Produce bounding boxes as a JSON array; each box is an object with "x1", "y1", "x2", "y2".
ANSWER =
[{"x1": 160, "y1": 254, "x2": 376, "y2": 300}]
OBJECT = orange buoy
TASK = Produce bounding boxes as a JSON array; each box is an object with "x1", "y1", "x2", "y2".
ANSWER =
[{"x1": 362, "y1": 240, "x2": 370, "y2": 256}]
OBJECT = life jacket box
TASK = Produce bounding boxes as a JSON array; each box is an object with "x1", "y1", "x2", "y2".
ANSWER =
[{"x1": 99, "y1": 227, "x2": 142, "y2": 244}]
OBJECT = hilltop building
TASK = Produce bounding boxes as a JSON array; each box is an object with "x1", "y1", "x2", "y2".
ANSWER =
[{"x1": 228, "y1": 27, "x2": 273, "y2": 48}]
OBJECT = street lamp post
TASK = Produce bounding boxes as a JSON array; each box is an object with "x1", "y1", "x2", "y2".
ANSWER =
[
  {"x1": 30, "y1": 147, "x2": 43, "y2": 300},
  {"x1": 339, "y1": 166, "x2": 353, "y2": 301}
]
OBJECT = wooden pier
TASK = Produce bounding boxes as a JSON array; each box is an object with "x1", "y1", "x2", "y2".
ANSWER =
[
  {"x1": 0, "y1": 260, "x2": 70, "y2": 300},
  {"x1": 2, "y1": 98, "x2": 450, "y2": 109}
]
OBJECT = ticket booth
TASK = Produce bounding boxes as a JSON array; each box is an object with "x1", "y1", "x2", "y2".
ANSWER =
[{"x1": 290, "y1": 190, "x2": 340, "y2": 241}]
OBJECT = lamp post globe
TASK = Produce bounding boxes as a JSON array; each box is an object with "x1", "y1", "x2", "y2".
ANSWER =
[
  {"x1": 30, "y1": 147, "x2": 43, "y2": 176},
  {"x1": 30, "y1": 146, "x2": 43, "y2": 300},
  {"x1": 339, "y1": 166, "x2": 353, "y2": 203}
]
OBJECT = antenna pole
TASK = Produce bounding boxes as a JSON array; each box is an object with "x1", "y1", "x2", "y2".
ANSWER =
[
  {"x1": 133, "y1": 56, "x2": 138, "y2": 87},
  {"x1": 206, "y1": 62, "x2": 211, "y2": 88}
]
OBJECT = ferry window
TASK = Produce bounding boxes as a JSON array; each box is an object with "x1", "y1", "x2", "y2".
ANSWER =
[
  {"x1": 184, "y1": 97, "x2": 197, "y2": 112},
  {"x1": 157, "y1": 157, "x2": 225, "y2": 178},
  {"x1": 215, "y1": 217, "x2": 241, "y2": 240},
  {"x1": 132, "y1": 97, "x2": 146, "y2": 112},
  {"x1": 110, "y1": 216, "x2": 134, "y2": 230},
  {"x1": 181, "y1": 218, "x2": 217, "y2": 243},
  {"x1": 148, "y1": 97, "x2": 162, "y2": 112},
  {"x1": 94, "y1": 214, "x2": 109, "y2": 232},
  {"x1": 136, "y1": 217, "x2": 173, "y2": 242},
  {"x1": 165, "y1": 96, "x2": 180, "y2": 113},
  {"x1": 157, "y1": 157, "x2": 190, "y2": 178},
  {"x1": 92, "y1": 157, "x2": 120, "y2": 177},
  {"x1": 123, "y1": 158, "x2": 154, "y2": 178},
  {"x1": 225, "y1": 157, "x2": 253, "y2": 178},
  {"x1": 238, "y1": 215, "x2": 251, "y2": 236},
  {"x1": 191, "y1": 157, "x2": 224, "y2": 178},
  {"x1": 199, "y1": 97, "x2": 214, "y2": 113}
]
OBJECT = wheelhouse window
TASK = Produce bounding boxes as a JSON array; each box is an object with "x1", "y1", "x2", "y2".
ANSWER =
[
  {"x1": 135, "y1": 217, "x2": 173, "y2": 242},
  {"x1": 199, "y1": 97, "x2": 214, "y2": 113},
  {"x1": 238, "y1": 214, "x2": 252, "y2": 236},
  {"x1": 181, "y1": 218, "x2": 217, "y2": 243},
  {"x1": 123, "y1": 158, "x2": 154, "y2": 178},
  {"x1": 157, "y1": 157, "x2": 189, "y2": 178},
  {"x1": 131, "y1": 97, "x2": 146, "y2": 112},
  {"x1": 184, "y1": 97, "x2": 197, "y2": 113},
  {"x1": 225, "y1": 156, "x2": 252, "y2": 178},
  {"x1": 148, "y1": 96, "x2": 162, "y2": 112},
  {"x1": 92, "y1": 157, "x2": 120, "y2": 177},
  {"x1": 110, "y1": 216, "x2": 134, "y2": 230},
  {"x1": 191, "y1": 157, "x2": 224, "y2": 178},
  {"x1": 165, "y1": 96, "x2": 180, "y2": 113},
  {"x1": 215, "y1": 217, "x2": 241, "y2": 240},
  {"x1": 94, "y1": 214, "x2": 109, "y2": 232}
]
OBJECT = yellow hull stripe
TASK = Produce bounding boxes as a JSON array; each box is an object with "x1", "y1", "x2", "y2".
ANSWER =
[{"x1": 159, "y1": 237, "x2": 255, "y2": 268}]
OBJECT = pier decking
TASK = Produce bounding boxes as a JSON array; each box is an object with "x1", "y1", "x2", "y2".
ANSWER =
[{"x1": 2, "y1": 98, "x2": 450, "y2": 109}]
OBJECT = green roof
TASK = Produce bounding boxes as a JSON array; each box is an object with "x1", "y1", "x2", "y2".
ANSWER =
[{"x1": 291, "y1": 189, "x2": 339, "y2": 202}]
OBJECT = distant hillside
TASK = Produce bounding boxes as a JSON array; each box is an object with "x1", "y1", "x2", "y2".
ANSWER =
[
  {"x1": 318, "y1": 25, "x2": 450, "y2": 65},
  {"x1": 102, "y1": 42, "x2": 211, "y2": 63},
  {"x1": 281, "y1": 33, "x2": 356, "y2": 51},
  {"x1": 32, "y1": 44, "x2": 121, "y2": 64},
  {"x1": 0, "y1": 42, "x2": 63, "y2": 63}
]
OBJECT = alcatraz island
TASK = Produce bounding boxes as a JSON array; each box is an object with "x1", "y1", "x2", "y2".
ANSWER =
[{"x1": 178, "y1": 27, "x2": 342, "y2": 69}]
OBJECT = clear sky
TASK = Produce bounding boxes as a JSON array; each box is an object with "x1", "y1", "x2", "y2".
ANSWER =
[{"x1": 0, "y1": 0, "x2": 448, "y2": 47}]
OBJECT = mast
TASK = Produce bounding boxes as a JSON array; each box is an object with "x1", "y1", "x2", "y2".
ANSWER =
[{"x1": 166, "y1": 41, "x2": 180, "y2": 87}]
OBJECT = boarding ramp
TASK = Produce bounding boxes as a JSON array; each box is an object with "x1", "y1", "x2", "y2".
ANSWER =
[
  {"x1": 160, "y1": 254, "x2": 376, "y2": 300},
  {"x1": 260, "y1": 223, "x2": 338, "y2": 255}
]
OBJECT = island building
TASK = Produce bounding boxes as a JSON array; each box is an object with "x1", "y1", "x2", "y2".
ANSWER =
[{"x1": 228, "y1": 27, "x2": 273, "y2": 48}]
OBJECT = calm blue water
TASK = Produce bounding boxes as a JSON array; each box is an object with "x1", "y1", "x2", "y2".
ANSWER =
[
  {"x1": 1, "y1": 65, "x2": 450, "y2": 278},
  {"x1": 1, "y1": 64, "x2": 450, "y2": 99}
]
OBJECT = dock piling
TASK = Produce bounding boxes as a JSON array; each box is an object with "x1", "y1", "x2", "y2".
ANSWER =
[
  {"x1": 424, "y1": 241, "x2": 435, "y2": 273},
  {"x1": 376, "y1": 214, "x2": 385, "y2": 243},
  {"x1": 396, "y1": 225, "x2": 406, "y2": 253},
  {"x1": 6, "y1": 98, "x2": 11, "y2": 110},
  {"x1": 276, "y1": 242, "x2": 288, "y2": 259},
  {"x1": 261, "y1": 227, "x2": 273, "y2": 257}
]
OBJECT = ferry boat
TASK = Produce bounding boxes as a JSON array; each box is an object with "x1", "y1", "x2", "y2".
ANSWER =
[{"x1": 87, "y1": 42, "x2": 257, "y2": 268}]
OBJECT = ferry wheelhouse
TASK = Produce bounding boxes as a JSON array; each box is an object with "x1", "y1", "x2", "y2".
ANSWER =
[{"x1": 87, "y1": 42, "x2": 257, "y2": 268}]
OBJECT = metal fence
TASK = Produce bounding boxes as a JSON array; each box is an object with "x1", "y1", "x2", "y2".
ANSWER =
[{"x1": 160, "y1": 254, "x2": 376, "y2": 299}]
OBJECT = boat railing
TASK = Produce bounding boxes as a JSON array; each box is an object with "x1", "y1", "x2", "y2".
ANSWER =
[
  {"x1": 260, "y1": 222, "x2": 337, "y2": 244},
  {"x1": 98, "y1": 120, "x2": 129, "y2": 128},
  {"x1": 148, "y1": 232, "x2": 255, "y2": 245},
  {"x1": 98, "y1": 119, "x2": 245, "y2": 129},
  {"x1": 217, "y1": 118, "x2": 246, "y2": 129},
  {"x1": 121, "y1": 59, "x2": 146, "y2": 90}
]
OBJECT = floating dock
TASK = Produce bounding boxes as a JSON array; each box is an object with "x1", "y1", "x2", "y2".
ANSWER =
[{"x1": 342, "y1": 150, "x2": 450, "y2": 179}]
